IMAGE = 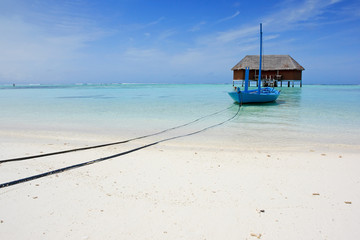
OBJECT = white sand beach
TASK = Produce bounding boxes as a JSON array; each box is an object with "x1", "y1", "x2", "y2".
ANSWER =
[{"x1": 0, "y1": 125, "x2": 359, "y2": 240}]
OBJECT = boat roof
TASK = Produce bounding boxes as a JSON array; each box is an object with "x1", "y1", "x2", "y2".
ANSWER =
[{"x1": 231, "y1": 55, "x2": 305, "y2": 71}]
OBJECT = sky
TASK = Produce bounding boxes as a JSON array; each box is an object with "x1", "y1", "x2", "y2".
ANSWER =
[{"x1": 0, "y1": 0, "x2": 359, "y2": 84}]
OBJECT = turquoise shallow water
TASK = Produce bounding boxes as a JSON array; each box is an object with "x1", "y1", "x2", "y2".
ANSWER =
[{"x1": 0, "y1": 84, "x2": 359, "y2": 147}]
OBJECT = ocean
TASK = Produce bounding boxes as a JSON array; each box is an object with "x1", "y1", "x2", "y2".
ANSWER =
[{"x1": 1, "y1": 84, "x2": 359, "y2": 149}]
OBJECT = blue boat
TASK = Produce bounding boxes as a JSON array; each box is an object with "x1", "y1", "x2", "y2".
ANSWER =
[{"x1": 228, "y1": 23, "x2": 280, "y2": 104}]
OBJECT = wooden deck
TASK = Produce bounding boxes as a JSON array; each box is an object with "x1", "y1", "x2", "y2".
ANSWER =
[{"x1": 239, "y1": 79, "x2": 303, "y2": 87}]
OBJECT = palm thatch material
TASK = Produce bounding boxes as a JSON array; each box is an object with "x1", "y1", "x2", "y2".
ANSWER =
[{"x1": 232, "y1": 55, "x2": 304, "y2": 71}]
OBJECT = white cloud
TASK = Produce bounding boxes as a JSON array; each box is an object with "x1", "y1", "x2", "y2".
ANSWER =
[
  {"x1": 146, "y1": 17, "x2": 165, "y2": 27},
  {"x1": 0, "y1": 13, "x2": 107, "y2": 83},
  {"x1": 123, "y1": 47, "x2": 165, "y2": 60},
  {"x1": 215, "y1": 26, "x2": 258, "y2": 43},
  {"x1": 189, "y1": 21, "x2": 206, "y2": 32},
  {"x1": 158, "y1": 29, "x2": 177, "y2": 41},
  {"x1": 263, "y1": 0, "x2": 343, "y2": 29},
  {"x1": 217, "y1": 11, "x2": 240, "y2": 23},
  {"x1": 202, "y1": 0, "x2": 343, "y2": 47},
  {"x1": 264, "y1": 34, "x2": 280, "y2": 41},
  {"x1": 0, "y1": 0, "x2": 356, "y2": 84}
]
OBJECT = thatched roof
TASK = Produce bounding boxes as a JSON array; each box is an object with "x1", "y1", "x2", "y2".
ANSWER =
[{"x1": 232, "y1": 55, "x2": 305, "y2": 71}]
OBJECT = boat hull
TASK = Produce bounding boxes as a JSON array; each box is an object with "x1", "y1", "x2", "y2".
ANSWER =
[{"x1": 228, "y1": 88, "x2": 280, "y2": 103}]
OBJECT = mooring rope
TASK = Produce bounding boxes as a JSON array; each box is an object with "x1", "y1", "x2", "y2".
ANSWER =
[
  {"x1": 0, "y1": 104, "x2": 241, "y2": 189},
  {"x1": 0, "y1": 106, "x2": 233, "y2": 164}
]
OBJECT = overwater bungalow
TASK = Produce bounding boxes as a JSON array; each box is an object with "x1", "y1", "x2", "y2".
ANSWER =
[{"x1": 232, "y1": 55, "x2": 305, "y2": 87}]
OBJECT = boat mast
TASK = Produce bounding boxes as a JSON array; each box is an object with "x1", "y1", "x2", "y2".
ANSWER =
[{"x1": 258, "y1": 23, "x2": 262, "y2": 94}]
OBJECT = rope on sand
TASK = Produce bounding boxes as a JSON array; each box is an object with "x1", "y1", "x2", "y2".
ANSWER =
[
  {"x1": 0, "y1": 104, "x2": 241, "y2": 189},
  {"x1": 0, "y1": 106, "x2": 233, "y2": 164}
]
